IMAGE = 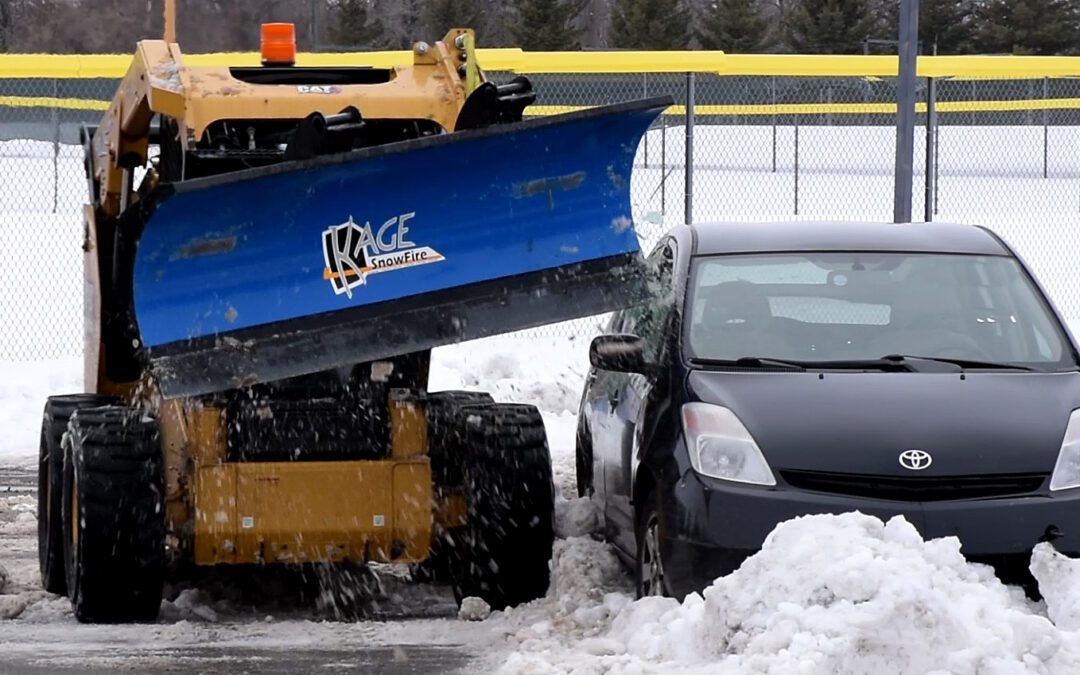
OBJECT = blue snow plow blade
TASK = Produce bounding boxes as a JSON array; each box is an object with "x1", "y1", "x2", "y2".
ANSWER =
[{"x1": 132, "y1": 97, "x2": 671, "y2": 398}]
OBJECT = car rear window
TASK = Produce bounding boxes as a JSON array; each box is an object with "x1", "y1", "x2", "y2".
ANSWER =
[{"x1": 686, "y1": 252, "x2": 1076, "y2": 369}]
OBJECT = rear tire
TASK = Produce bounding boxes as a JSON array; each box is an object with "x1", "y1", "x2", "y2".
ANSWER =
[
  {"x1": 450, "y1": 403, "x2": 554, "y2": 610},
  {"x1": 63, "y1": 405, "x2": 165, "y2": 623},
  {"x1": 37, "y1": 394, "x2": 115, "y2": 595},
  {"x1": 427, "y1": 391, "x2": 495, "y2": 489},
  {"x1": 412, "y1": 391, "x2": 495, "y2": 584}
]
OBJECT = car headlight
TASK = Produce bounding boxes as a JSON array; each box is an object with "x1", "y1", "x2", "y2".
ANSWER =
[
  {"x1": 1050, "y1": 409, "x2": 1080, "y2": 491},
  {"x1": 681, "y1": 403, "x2": 776, "y2": 486}
]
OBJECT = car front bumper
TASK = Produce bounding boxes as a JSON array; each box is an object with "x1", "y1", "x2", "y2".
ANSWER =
[{"x1": 659, "y1": 470, "x2": 1080, "y2": 599}]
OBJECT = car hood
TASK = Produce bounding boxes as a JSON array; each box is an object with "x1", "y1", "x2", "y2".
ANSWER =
[{"x1": 686, "y1": 370, "x2": 1080, "y2": 476}]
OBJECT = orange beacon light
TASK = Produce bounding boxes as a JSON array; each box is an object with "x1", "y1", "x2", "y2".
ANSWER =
[{"x1": 261, "y1": 23, "x2": 296, "y2": 67}]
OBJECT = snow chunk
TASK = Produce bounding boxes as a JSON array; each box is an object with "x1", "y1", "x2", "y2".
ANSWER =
[
  {"x1": 160, "y1": 588, "x2": 219, "y2": 623},
  {"x1": 0, "y1": 562, "x2": 8, "y2": 594},
  {"x1": 1032, "y1": 541, "x2": 1080, "y2": 631},
  {"x1": 0, "y1": 594, "x2": 32, "y2": 620},
  {"x1": 458, "y1": 597, "x2": 491, "y2": 622},
  {"x1": 554, "y1": 497, "x2": 600, "y2": 539}
]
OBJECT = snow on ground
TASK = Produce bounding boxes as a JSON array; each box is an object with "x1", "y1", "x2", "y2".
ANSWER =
[
  {"x1": 4, "y1": 128, "x2": 1080, "y2": 668},
  {"x1": 7, "y1": 335, "x2": 1080, "y2": 673}
]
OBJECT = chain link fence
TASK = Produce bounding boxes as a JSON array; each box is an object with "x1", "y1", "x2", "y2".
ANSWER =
[{"x1": 3, "y1": 68, "x2": 1080, "y2": 360}]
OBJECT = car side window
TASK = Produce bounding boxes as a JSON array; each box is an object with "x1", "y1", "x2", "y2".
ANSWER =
[{"x1": 623, "y1": 243, "x2": 675, "y2": 361}]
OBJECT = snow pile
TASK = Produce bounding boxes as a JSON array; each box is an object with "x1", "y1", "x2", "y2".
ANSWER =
[
  {"x1": 497, "y1": 535, "x2": 631, "y2": 661},
  {"x1": 494, "y1": 513, "x2": 1080, "y2": 674}
]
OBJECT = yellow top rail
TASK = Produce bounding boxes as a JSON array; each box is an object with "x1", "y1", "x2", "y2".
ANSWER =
[{"x1": 4, "y1": 50, "x2": 1080, "y2": 79}]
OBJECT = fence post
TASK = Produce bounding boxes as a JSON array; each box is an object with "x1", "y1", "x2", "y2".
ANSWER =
[
  {"x1": 794, "y1": 118, "x2": 800, "y2": 216},
  {"x1": 685, "y1": 71, "x2": 695, "y2": 225},
  {"x1": 924, "y1": 75, "x2": 936, "y2": 222},
  {"x1": 52, "y1": 78, "x2": 60, "y2": 214},
  {"x1": 934, "y1": 107, "x2": 940, "y2": 216},
  {"x1": 771, "y1": 76, "x2": 778, "y2": 173},
  {"x1": 661, "y1": 115, "x2": 667, "y2": 216},
  {"x1": 893, "y1": 0, "x2": 919, "y2": 223},
  {"x1": 643, "y1": 73, "x2": 649, "y2": 168},
  {"x1": 1044, "y1": 77, "x2": 1049, "y2": 179}
]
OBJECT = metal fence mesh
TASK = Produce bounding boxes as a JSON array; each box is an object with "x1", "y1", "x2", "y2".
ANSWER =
[{"x1": 3, "y1": 71, "x2": 1080, "y2": 360}]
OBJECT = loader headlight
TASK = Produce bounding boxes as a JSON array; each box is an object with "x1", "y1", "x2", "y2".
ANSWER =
[
  {"x1": 1049, "y1": 409, "x2": 1080, "y2": 491},
  {"x1": 681, "y1": 403, "x2": 775, "y2": 486}
]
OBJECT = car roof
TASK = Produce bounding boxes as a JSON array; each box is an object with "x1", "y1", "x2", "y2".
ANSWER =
[{"x1": 689, "y1": 221, "x2": 1010, "y2": 257}]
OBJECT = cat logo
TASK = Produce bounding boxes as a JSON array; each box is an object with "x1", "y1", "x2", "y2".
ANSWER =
[
  {"x1": 297, "y1": 85, "x2": 340, "y2": 94},
  {"x1": 322, "y1": 212, "x2": 444, "y2": 297}
]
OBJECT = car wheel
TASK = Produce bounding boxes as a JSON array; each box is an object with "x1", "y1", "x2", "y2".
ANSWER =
[{"x1": 635, "y1": 491, "x2": 666, "y2": 598}]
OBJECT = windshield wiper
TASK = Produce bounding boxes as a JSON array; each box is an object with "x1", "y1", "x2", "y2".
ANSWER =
[
  {"x1": 690, "y1": 354, "x2": 1038, "y2": 373},
  {"x1": 689, "y1": 357, "x2": 807, "y2": 372},
  {"x1": 690, "y1": 356, "x2": 916, "y2": 372},
  {"x1": 880, "y1": 354, "x2": 1037, "y2": 372}
]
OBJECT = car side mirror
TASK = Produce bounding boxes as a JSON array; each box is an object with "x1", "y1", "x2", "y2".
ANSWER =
[{"x1": 590, "y1": 334, "x2": 653, "y2": 375}]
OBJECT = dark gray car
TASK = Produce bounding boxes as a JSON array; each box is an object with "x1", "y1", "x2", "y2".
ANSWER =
[{"x1": 576, "y1": 221, "x2": 1080, "y2": 598}]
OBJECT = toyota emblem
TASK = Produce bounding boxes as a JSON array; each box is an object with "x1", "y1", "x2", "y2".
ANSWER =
[{"x1": 899, "y1": 449, "x2": 932, "y2": 470}]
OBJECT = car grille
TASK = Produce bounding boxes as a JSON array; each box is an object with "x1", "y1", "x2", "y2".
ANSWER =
[{"x1": 779, "y1": 470, "x2": 1048, "y2": 501}]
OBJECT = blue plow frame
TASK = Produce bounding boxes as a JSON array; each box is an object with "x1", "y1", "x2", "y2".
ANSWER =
[{"x1": 132, "y1": 97, "x2": 671, "y2": 397}]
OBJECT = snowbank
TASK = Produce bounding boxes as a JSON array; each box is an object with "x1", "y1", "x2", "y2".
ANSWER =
[{"x1": 490, "y1": 513, "x2": 1080, "y2": 675}]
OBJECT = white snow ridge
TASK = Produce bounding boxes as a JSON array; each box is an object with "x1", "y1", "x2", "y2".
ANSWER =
[{"x1": 491, "y1": 512, "x2": 1080, "y2": 675}]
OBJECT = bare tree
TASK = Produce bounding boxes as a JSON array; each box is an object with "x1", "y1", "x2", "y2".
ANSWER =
[{"x1": 579, "y1": 0, "x2": 612, "y2": 47}]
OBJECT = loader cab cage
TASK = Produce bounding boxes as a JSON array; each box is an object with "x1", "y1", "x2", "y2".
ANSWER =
[{"x1": 228, "y1": 67, "x2": 394, "y2": 86}]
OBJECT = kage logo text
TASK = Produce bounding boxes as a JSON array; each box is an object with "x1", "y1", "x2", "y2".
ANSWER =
[{"x1": 322, "y1": 212, "x2": 444, "y2": 297}]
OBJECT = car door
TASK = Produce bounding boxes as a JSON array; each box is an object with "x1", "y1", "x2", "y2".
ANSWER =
[
  {"x1": 601, "y1": 243, "x2": 676, "y2": 551},
  {"x1": 583, "y1": 309, "x2": 629, "y2": 507}
]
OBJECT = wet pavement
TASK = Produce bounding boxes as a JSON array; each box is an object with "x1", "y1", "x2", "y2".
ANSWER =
[
  {"x1": 0, "y1": 645, "x2": 471, "y2": 674},
  {"x1": 0, "y1": 466, "x2": 478, "y2": 675}
]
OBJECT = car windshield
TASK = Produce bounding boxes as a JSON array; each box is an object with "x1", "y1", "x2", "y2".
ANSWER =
[{"x1": 685, "y1": 252, "x2": 1076, "y2": 370}]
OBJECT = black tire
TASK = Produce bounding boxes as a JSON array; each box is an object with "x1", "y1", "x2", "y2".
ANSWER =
[
  {"x1": 635, "y1": 489, "x2": 667, "y2": 598},
  {"x1": 62, "y1": 405, "x2": 165, "y2": 623},
  {"x1": 450, "y1": 403, "x2": 554, "y2": 610},
  {"x1": 427, "y1": 391, "x2": 495, "y2": 488},
  {"x1": 37, "y1": 394, "x2": 116, "y2": 595},
  {"x1": 413, "y1": 391, "x2": 496, "y2": 583},
  {"x1": 575, "y1": 419, "x2": 594, "y2": 498}
]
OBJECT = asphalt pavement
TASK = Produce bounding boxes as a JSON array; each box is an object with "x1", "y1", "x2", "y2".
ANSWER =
[{"x1": 0, "y1": 465, "x2": 478, "y2": 675}]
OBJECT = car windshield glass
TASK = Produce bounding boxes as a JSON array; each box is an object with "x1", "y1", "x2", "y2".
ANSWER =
[{"x1": 685, "y1": 252, "x2": 1076, "y2": 370}]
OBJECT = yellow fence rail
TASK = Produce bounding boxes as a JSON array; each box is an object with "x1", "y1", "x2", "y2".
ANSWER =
[
  {"x1": 4, "y1": 50, "x2": 1080, "y2": 79},
  {"x1": 534, "y1": 97, "x2": 1080, "y2": 117},
  {"x1": 4, "y1": 97, "x2": 1079, "y2": 117}
]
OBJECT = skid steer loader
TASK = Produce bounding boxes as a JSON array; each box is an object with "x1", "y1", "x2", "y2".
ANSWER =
[{"x1": 37, "y1": 23, "x2": 670, "y2": 622}]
